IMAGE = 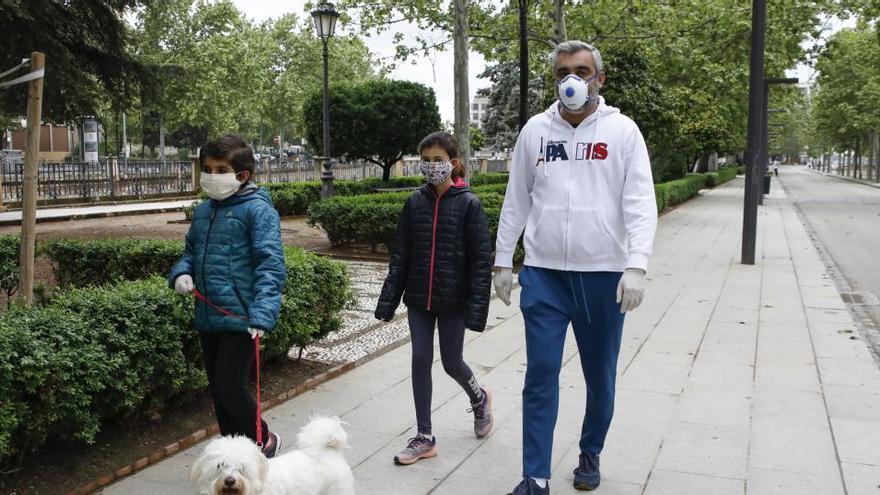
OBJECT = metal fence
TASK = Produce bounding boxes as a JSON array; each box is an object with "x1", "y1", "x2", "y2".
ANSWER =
[{"x1": 0, "y1": 155, "x2": 510, "y2": 204}]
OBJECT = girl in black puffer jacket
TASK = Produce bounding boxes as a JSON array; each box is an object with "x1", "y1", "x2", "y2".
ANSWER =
[{"x1": 375, "y1": 132, "x2": 494, "y2": 465}]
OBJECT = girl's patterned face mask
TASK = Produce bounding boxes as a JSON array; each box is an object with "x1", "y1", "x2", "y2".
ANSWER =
[{"x1": 419, "y1": 160, "x2": 454, "y2": 185}]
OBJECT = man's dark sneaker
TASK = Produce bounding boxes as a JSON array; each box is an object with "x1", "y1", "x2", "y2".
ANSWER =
[
  {"x1": 260, "y1": 432, "x2": 282, "y2": 459},
  {"x1": 573, "y1": 453, "x2": 600, "y2": 490},
  {"x1": 507, "y1": 477, "x2": 550, "y2": 495},
  {"x1": 393, "y1": 433, "x2": 437, "y2": 465},
  {"x1": 469, "y1": 387, "x2": 493, "y2": 437}
]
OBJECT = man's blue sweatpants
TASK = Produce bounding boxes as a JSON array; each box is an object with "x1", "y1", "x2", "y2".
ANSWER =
[{"x1": 519, "y1": 266, "x2": 625, "y2": 479}]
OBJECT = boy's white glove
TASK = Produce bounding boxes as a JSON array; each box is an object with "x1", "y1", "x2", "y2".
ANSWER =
[
  {"x1": 493, "y1": 268, "x2": 513, "y2": 306},
  {"x1": 248, "y1": 328, "x2": 265, "y2": 339},
  {"x1": 174, "y1": 274, "x2": 194, "y2": 296},
  {"x1": 617, "y1": 268, "x2": 646, "y2": 313}
]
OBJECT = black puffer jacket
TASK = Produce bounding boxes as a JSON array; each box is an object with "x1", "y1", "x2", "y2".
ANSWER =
[{"x1": 375, "y1": 182, "x2": 492, "y2": 331}]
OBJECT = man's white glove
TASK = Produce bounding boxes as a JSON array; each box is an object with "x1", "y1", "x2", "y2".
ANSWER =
[
  {"x1": 174, "y1": 274, "x2": 194, "y2": 296},
  {"x1": 248, "y1": 328, "x2": 265, "y2": 339},
  {"x1": 616, "y1": 268, "x2": 646, "y2": 313},
  {"x1": 493, "y1": 268, "x2": 513, "y2": 306}
]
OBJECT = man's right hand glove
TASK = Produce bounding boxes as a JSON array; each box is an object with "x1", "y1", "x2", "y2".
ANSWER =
[
  {"x1": 493, "y1": 268, "x2": 512, "y2": 306},
  {"x1": 174, "y1": 274, "x2": 194, "y2": 296}
]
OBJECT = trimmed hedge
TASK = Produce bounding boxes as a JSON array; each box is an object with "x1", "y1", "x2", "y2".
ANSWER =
[
  {"x1": 704, "y1": 166, "x2": 739, "y2": 188},
  {"x1": 41, "y1": 238, "x2": 183, "y2": 289},
  {"x1": 654, "y1": 174, "x2": 707, "y2": 212},
  {"x1": 0, "y1": 235, "x2": 20, "y2": 302},
  {"x1": 0, "y1": 245, "x2": 354, "y2": 467}
]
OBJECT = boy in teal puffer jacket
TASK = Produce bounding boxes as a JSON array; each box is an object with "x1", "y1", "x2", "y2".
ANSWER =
[{"x1": 168, "y1": 135, "x2": 286, "y2": 458}]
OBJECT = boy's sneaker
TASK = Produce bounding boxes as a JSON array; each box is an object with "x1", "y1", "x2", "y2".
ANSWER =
[
  {"x1": 508, "y1": 477, "x2": 550, "y2": 495},
  {"x1": 393, "y1": 434, "x2": 437, "y2": 465},
  {"x1": 469, "y1": 387, "x2": 493, "y2": 438},
  {"x1": 573, "y1": 453, "x2": 600, "y2": 490},
  {"x1": 260, "y1": 432, "x2": 282, "y2": 459}
]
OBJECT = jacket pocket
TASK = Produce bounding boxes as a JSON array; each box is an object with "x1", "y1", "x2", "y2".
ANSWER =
[
  {"x1": 566, "y1": 207, "x2": 627, "y2": 262},
  {"x1": 232, "y1": 285, "x2": 249, "y2": 317},
  {"x1": 524, "y1": 206, "x2": 567, "y2": 261}
]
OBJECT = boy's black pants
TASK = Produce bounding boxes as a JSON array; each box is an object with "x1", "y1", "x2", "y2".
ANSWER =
[{"x1": 199, "y1": 331, "x2": 269, "y2": 443}]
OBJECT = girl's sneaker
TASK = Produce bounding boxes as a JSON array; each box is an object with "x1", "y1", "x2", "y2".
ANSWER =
[
  {"x1": 393, "y1": 434, "x2": 437, "y2": 465},
  {"x1": 469, "y1": 387, "x2": 493, "y2": 438}
]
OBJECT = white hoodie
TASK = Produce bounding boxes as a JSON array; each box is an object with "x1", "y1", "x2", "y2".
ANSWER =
[{"x1": 494, "y1": 98, "x2": 657, "y2": 272}]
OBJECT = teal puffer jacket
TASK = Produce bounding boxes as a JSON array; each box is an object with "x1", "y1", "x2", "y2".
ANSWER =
[{"x1": 168, "y1": 186, "x2": 286, "y2": 333}]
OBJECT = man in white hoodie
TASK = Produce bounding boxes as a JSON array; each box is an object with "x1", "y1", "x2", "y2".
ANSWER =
[{"x1": 495, "y1": 41, "x2": 657, "y2": 495}]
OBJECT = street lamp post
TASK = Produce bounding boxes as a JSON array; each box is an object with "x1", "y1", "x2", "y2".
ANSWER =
[{"x1": 311, "y1": 2, "x2": 339, "y2": 199}]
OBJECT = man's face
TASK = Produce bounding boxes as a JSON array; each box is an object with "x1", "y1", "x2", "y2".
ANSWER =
[{"x1": 554, "y1": 50, "x2": 605, "y2": 87}]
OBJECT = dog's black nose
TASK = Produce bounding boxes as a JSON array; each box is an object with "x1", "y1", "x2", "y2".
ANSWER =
[{"x1": 224, "y1": 476, "x2": 236, "y2": 487}]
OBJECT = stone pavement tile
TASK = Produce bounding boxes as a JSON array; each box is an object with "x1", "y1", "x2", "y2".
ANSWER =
[
  {"x1": 618, "y1": 351, "x2": 692, "y2": 395},
  {"x1": 754, "y1": 361, "x2": 820, "y2": 392},
  {"x1": 751, "y1": 387, "x2": 827, "y2": 429},
  {"x1": 354, "y1": 471, "x2": 448, "y2": 494},
  {"x1": 824, "y1": 384, "x2": 880, "y2": 423},
  {"x1": 841, "y1": 462, "x2": 880, "y2": 495},
  {"x1": 746, "y1": 467, "x2": 845, "y2": 495},
  {"x1": 755, "y1": 336, "x2": 815, "y2": 364},
  {"x1": 756, "y1": 323, "x2": 812, "y2": 343},
  {"x1": 748, "y1": 419, "x2": 838, "y2": 476},
  {"x1": 806, "y1": 307, "x2": 857, "y2": 325},
  {"x1": 655, "y1": 421, "x2": 748, "y2": 479},
  {"x1": 712, "y1": 306, "x2": 761, "y2": 327},
  {"x1": 810, "y1": 326, "x2": 874, "y2": 360},
  {"x1": 130, "y1": 447, "x2": 197, "y2": 485},
  {"x1": 429, "y1": 473, "x2": 513, "y2": 494},
  {"x1": 687, "y1": 357, "x2": 754, "y2": 392},
  {"x1": 432, "y1": 405, "x2": 523, "y2": 482},
  {"x1": 644, "y1": 469, "x2": 744, "y2": 495},
  {"x1": 636, "y1": 325, "x2": 707, "y2": 359},
  {"x1": 698, "y1": 322, "x2": 757, "y2": 365},
  {"x1": 830, "y1": 418, "x2": 880, "y2": 466},
  {"x1": 675, "y1": 386, "x2": 751, "y2": 428},
  {"x1": 817, "y1": 357, "x2": 880, "y2": 390},
  {"x1": 758, "y1": 306, "x2": 807, "y2": 325},
  {"x1": 101, "y1": 475, "x2": 193, "y2": 495},
  {"x1": 800, "y1": 285, "x2": 848, "y2": 311},
  {"x1": 346, "y1": 427, "x2": 400, "y2": 468}
]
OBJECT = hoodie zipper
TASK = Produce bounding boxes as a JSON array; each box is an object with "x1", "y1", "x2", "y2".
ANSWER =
[
  {"x1": 563, "y1": 128, "x2": 576, "y2": 270},
  {"x1": 426, "y1": 187, "x2": 449, "y2": 311},
  {"x1": 200, "y1": 204, "x2": 219, "y2": 314}
]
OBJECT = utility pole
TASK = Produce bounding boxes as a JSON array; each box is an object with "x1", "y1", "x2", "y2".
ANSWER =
[
  {"x1": 18, "y1": 51, "x2": 45, "y2": 305},
  {"x1": 741, "y1": 0, "x2": 765, "y2": 265}
]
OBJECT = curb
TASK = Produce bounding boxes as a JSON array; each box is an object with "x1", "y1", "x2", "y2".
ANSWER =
[
  {"x1": 806, "y1": 168, "x2": 880, "y2": 189},
  {"x1": 0, "y1": 206, "x2": 188, "y2": 227},
  {"x1": 66, "y1": 360, "x2": 357, "y2": 495}
]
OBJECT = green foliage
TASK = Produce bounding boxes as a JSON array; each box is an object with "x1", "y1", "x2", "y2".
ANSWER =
[
  {"x1": 470, "y1": 125, "x2": 485, "y2": 151},
  {"x1": 0, "y1": 235, "x2": 21, "y2": 303},
  {"x1": 41, "y1": 239, "x2": 183, "y2": 289},
  {"x1": 302, "y1": 79, "x2": 442, "y2": 180},
  {"x1": 655, "y1": 175, "x2": 708, "y2": 211},
  {"x1": 704, "y1": 167, "x2": 739, "y2": 188},
  {"x1": 0, "y1": 305, "x2": 112, "y2": 467}
]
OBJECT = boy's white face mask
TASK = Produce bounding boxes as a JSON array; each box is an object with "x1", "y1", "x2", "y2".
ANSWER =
[{"x1": 200, "y1": 172, "x2": 243, "y2": 200}]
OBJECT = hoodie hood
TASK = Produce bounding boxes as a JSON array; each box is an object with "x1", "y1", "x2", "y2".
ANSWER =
[
  {"x1": 214, "y1": 184, "x2": 272, "y2": 207},
  {"x1": 544, "y1": 96, "x2": 620, "y2": 125}
]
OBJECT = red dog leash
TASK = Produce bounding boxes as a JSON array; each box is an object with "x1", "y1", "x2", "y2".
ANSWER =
[{"x1": 192, "y1": 288, "x2": 264, "y2": 447}]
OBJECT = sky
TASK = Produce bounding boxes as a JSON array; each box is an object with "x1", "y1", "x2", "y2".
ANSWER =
[{"x1": 230, "y1": 0, "x2": 492, "y2": 124}]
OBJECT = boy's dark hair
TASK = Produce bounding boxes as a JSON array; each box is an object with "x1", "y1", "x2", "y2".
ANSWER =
[
  {"x1": 199, "y1": 134, "x2": 255, "y2": 176},
  {"x1": 418, "y1": 131, "x2": 466, "y2": 178}
]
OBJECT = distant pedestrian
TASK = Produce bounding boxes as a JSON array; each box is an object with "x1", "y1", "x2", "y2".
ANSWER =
[
  {"x1": 773, "y1": 160, "x2": 779, "y2": 176},
  {"x1": 168, "y1": 134, "x2": 286, "y2": 458},
  {"x1": 375, "y1": 131, "x2": 494, "y2": 466}
]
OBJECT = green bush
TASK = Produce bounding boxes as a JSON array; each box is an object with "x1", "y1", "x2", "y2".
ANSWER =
[
  {"x1": 0, "y1": 305, "x2": 112, "y2": 466},
  {"x1": 42, "y1": 238, "x2": 184, "y2": 289},
  {"x1": 655, "y1": 174, "x2": 707, "y2": 209},
  {"x1": 50, "y1": 277, "x2": 204, "y2": 419},
  {"x1": 704, "y1": 166, "x2": 739, "y2": 188},
  {"x1": 0, "y1": 235, "x2": 20, "y2": 303}
]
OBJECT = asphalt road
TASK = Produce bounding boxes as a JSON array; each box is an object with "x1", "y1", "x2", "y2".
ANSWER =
[{"x1": 779, "y1": 165, "x2": 880, "y2": 353}]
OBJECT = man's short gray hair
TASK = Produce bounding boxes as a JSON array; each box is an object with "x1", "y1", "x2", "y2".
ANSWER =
[{"x1": 551, "y1": 40, "x2": 604, "y2": 73}]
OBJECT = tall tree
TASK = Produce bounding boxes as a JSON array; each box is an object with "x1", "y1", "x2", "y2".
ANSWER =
[
  {"x1": 0, "y1": 0, "x2": 151, "y2": 122},
  {"x1": 453, "y1": 0, "x2": 471, "y2": 168}
]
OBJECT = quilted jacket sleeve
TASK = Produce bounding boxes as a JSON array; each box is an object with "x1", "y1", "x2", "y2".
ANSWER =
[
  {"x1": 168, "y1": 221, "x2": 196, "y2": 288},
  {"x1": 375, "y1": 199, "x2": 411, "y2": 321},
  {"x1": 246, "y1": 202, "x2": 287, "y2": 331},
  {"x1": 464, "y1": 196, "x2": 492, "y2": 331}
]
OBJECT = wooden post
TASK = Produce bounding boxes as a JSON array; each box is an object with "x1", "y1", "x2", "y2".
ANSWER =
[
  {"x1": 480, "y1": 158, "x2": 488, "y2": 174},
  {"x1": 18, "y1": 51, "x2": 45, "y2": 305}
]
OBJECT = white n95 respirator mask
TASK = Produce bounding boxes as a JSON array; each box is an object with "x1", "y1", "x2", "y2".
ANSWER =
[{"x1": 556, "y1": 73, "x2": 600, "y2": 113}]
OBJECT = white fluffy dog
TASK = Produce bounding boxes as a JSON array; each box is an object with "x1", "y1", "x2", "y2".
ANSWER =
[{"x1": 190, "y1": 416, "x2": 355, "y2": 495}]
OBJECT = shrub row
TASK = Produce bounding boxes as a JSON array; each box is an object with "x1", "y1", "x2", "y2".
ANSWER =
[
  {"x1": 263, "y1": 173, "x2": 509, "y2": 216},
  {"x1": 654, "y1": 174, "x2": 708, "y2": 213},
  {"x1": 0, "y1": 244, "x2": 354, "y2": 467},
  {"x1": 704, "y1": 166, "x2": 740, "y2": 188},
  {"x1": 0, "y1": 235, "x2": 20, "y2": 303}
]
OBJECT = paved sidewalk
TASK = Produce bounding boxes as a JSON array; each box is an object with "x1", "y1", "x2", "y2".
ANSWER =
[
  {"x1": 0, "y1": 199, "x2": 194, "y2": 225},
  {"x1": 103, "y1": 178, "x2": 880, "y2": 494}
]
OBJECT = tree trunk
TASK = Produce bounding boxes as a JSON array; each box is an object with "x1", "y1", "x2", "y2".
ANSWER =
[
  {"x1": 874, "y1": 131, "x2": 880, "y2": 183},
  {"x1": 382, "y1": 163, "x2": 392, "y2": 181},
  {"x1": 553, "y1": 0, "x2": 567, "y2": 44},
  {"x1": 453, "y1": 0, "x2": 471, "y2": 171},
  {"x1": 159, "y1": 113, "x2": 166, "y2": 163}
]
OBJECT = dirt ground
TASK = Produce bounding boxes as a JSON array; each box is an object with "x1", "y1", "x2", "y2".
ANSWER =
[{"x1": 0, "y1": 212, "x2": 333, "y2": 251}]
